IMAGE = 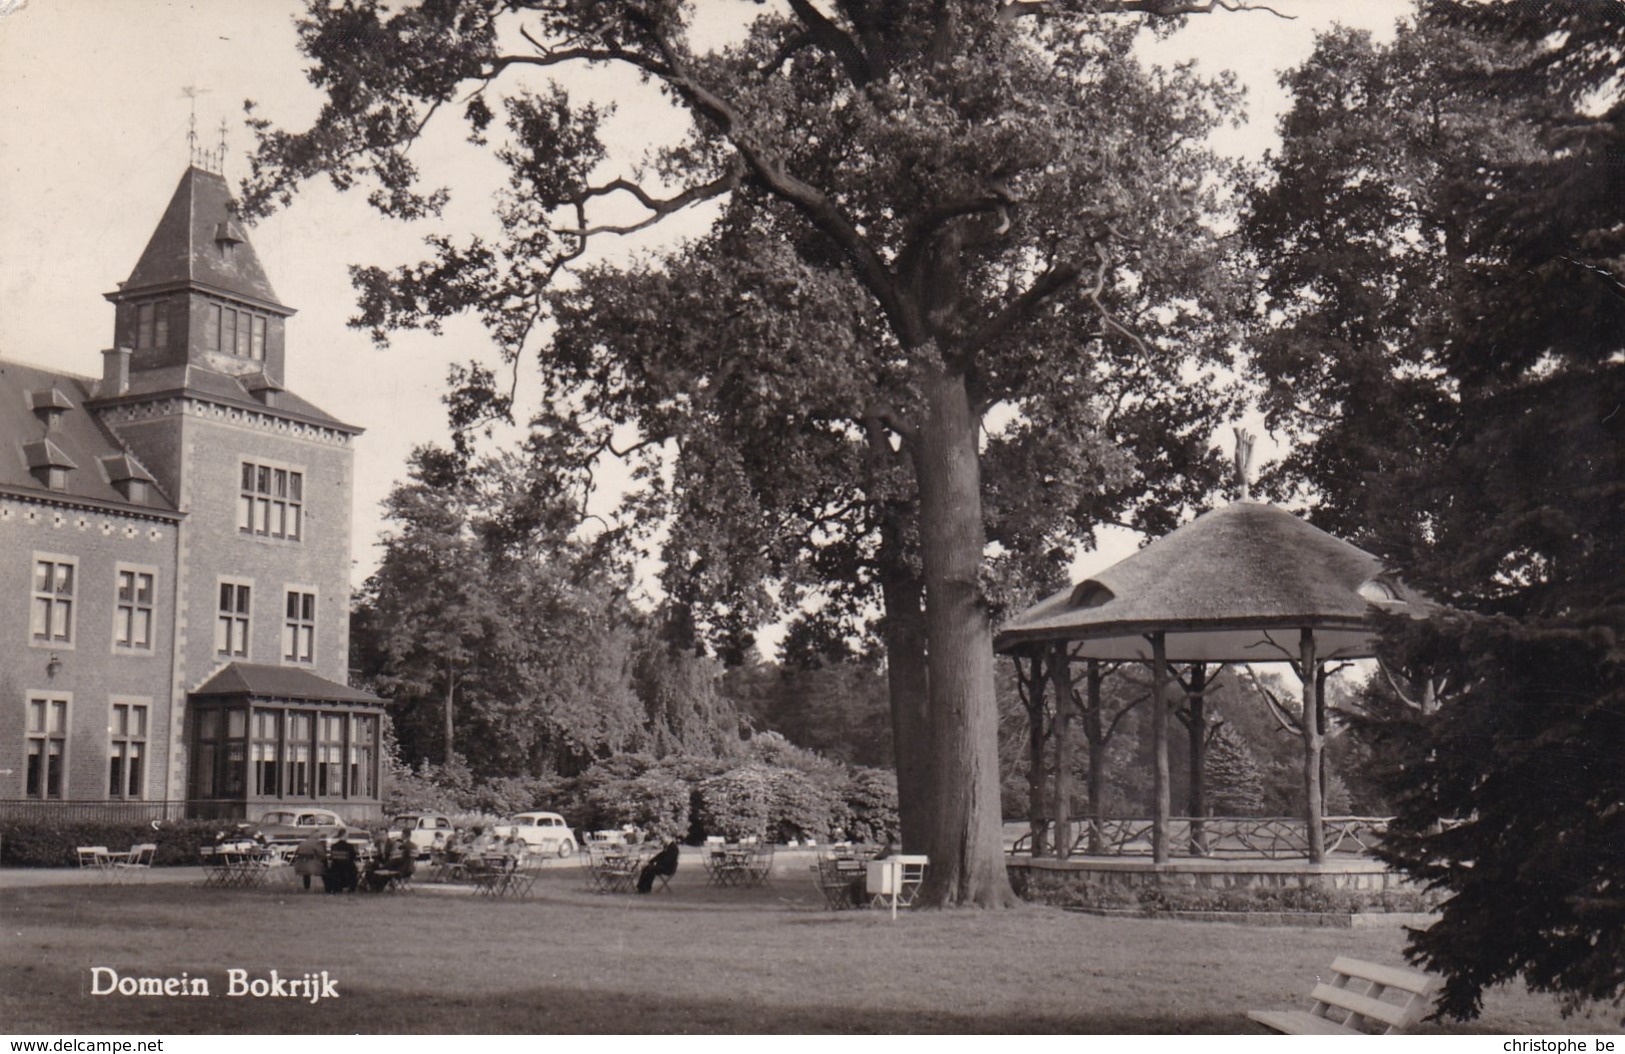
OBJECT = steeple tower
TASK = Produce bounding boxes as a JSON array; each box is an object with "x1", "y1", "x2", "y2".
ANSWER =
[{"x1": 104, "y1": 167, "x2": 295, "y2": 386}]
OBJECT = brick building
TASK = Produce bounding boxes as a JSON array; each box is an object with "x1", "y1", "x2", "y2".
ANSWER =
[{"x1": 1, "y1": 164, "x2": 385, "y2": 823}]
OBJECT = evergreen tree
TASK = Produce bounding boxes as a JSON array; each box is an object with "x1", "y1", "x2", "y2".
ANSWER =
[
  {"x1": 1204, "y1": 724, "x2": 1265, "y2": 817},
  {"x1": 1251, "y1": 1, "x2": 1625, "y2": 1018}
]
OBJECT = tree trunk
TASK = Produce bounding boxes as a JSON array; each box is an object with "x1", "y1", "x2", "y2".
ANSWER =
[
  {"x1": 443, "y1": 665, "x2": 457, "y2": 764},
  {"x1": 1300, "y1": 629, "x2": 1325, "y2": 863},
  {"x1": 879, "y1": 544, "x2": 932, "y2": 852},
  {"x1": 1049, "y1": 645, "x2": 1074, "y2": 860},
  {"x1": 915, "y1": 363, "x2": 1016, "y2": 907}
]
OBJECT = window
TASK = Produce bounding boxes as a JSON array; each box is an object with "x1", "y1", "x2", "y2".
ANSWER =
[
  {"x1": 26, "y1": 696, "x2": 67, "y2": 799},
  {"x1": 207, "y1": 304, "x2": 267, "y2": 360},
  {"x1": 137, "y1": 303, "x2": 154, "y2": 348},
  {"x1": 216, "y1": 580, "x2": 251, "y2": 657},
  {"x1": 114, "y1": 566, "x2": 156, "y2": 652},
  {"x1": 109, "y1": 700, "x2": 148, "y2": 799},
  {"x1": 283, "y1": 590, "x2": 315, "y2": 664},
  {"x1": 191, "y1": 708, "x2": 247, "y2": 798},
  {"x1": 285, "y1": 712, "x2": 311, "y2": 797},
  {"x1": 251, "y1": 710, "x2": 280, "y2": 797},
  {"x1": 317, "y1": 714, "x2": 344, "y2": 796},
  {"x1": 238, "y1": 460, "x2": 303, "y2": 541},
  {"x1": 350, "y1": 715, "x2": 377, "y2": 799},
  {"x1": 30, "y1": 556, "x2": 75, "y2": 646},
  {"x1": 155, "y1": 303, "x2": 169, "y2": 348}
]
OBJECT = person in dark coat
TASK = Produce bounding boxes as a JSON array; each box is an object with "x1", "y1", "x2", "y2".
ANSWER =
[
  {"x1": 324, "y1": 834, "x2": 361, "y2": 893},
  {"x1": 636, "y1": 839, "x2": 681, "y2": 894}
]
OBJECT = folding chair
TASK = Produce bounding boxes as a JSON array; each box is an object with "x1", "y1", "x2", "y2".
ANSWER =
[
  {"x1": 77, "y1": 846, "x2": 111, "y2": 879},
  {"x1": 110, "y1": 843, "x2": 157, "y2": 884}
]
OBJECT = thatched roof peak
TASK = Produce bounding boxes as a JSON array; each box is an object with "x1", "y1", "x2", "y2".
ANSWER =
[{"x1": 995, "y1": 500, "x2": 1425, "y2": 663}]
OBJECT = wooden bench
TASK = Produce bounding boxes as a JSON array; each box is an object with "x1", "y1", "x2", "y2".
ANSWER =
[{"x1": 1249, "y1": 956, "x2": 1440, "y2": 1035}]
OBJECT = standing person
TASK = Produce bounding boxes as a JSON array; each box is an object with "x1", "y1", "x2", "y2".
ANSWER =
[{"x1": 292, "y1": 832, "x2": 327, "y2": 891}]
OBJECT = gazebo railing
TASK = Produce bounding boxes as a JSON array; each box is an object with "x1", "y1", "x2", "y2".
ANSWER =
[{"x1": 1010, "y1": 815, "x2": 1393, "y2": 860}]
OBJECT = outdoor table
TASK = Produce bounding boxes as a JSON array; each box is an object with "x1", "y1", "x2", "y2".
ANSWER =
[{"x1": 866, "y1": 855, "x2": 929, "y2": 918}]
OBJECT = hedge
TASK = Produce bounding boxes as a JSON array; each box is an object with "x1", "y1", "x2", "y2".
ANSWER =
[{"x1": 0, "y1": 818, "x2": 244, "y2": 868}]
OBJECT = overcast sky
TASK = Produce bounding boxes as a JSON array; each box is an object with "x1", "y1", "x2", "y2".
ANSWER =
[{"x1": 0, "y1": 0, "x2": 1412, "y2": 610}]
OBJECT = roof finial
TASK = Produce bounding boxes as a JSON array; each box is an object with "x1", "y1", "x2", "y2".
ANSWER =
[
  {"x1": 216, "y1": 117, "x2": 230, "y2": 176},
  {"x1": 180, "y1": 84, "x2": 212, "y2": 169},
  {"x1": 1233, "y1": 426, "x2": 1255, "y2": 502}
]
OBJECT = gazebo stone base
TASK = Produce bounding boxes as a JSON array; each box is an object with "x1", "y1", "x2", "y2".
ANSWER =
[{"x1": 1009, "y1": 856, "x2": 1432, "y2": 914}]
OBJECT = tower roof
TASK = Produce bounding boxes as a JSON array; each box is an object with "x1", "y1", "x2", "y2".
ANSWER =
[
  {"x1": 994, "y1": 500, "x2": 1429, "y2": 663},
  {"x1": 112, "y1": 166, "x2": 288, "y2": 312}
]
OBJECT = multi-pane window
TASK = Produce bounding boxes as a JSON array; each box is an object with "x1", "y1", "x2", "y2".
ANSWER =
[
  {"x1": 283, "y1": 590, "x2": 315, "y2": 664},
  {"x1": 114, "y1": 567, "x2": 156, "y2": 652},
  {"x1": 284, "y1": 713, "x2": 311, "y2": 797},
  {"x1": 135, "y1": 302, "x2": 167, "y2": 350},
  {"x1": 109, "y1": 700, "x2": 147, "y2": 799},
  {"x1": 238, "y1": 461, "x2": 303, "y2": 541},
  {"x1": 317, "y1": 714, "x2": 345, "y2": 796},
  {"x1": 350, "y1": 714, "x2": 377, "y2": 799},
  {"x1": 30, "y1": 557, "x2": 75, "y2": 645},
  {"x1": 252, "y1": 711, "x2": 280, "y2": 797},
  {"x1": 208, "y1": 304, "x2": 267, "y2": 361},
  {"x1": 25, "y1": 697, "x2": 67, "y2": 799},
  {"x1": 216, "y1": 581, "x2": 251, "y2": 657},
  {"x1": 192, "y1": 708, "x2": 246, "y2": 798}
]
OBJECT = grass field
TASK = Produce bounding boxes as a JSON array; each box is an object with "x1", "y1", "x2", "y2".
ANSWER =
[{"x1": 2, "y1": 855, "x2": 1616, "y2": 1034}]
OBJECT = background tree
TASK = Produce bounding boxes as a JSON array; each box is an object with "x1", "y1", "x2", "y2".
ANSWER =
[
  {"x1": 1249, "y1": 0, "x2": 1625, "y2": 1018},
  {"x1": 247, "y1": 0, "x2": 1257, "y2": 905},
  {"x1": 1204, "y1": 723, "x2": 1265, "y2": 816}
]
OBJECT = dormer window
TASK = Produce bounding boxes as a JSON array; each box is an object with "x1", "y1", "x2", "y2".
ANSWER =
[
  {"x1": 100, "y1": 453, "x2": 156, "y2": 505},
  {"x1": 23, "y1": 439, "x2": 75, "y2": 491},
  {"x1": 1069, "y1": 580, "x2": 1116, "y2": 609},
  {"x1": 215, "y1": 219, "x2": 245, "y2": 263},
  {"x1": 27, "y1": 389, "x2": 72, "y2": 433}
]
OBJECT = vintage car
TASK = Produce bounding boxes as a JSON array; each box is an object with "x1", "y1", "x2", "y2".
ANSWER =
[
  {"x1": 248, "y1": 807, "x2": 371, "y2": 848},
  {"x1": 491, "y1": 811, "x2": 578, "y2": 857},
  {"x1": 388, "y1": 812, "x2": 455, "y2": 857}
]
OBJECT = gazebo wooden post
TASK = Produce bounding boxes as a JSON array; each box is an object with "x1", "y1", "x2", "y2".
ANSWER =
[
  {"x1": 1048, "y1": 642, "x2": 1074, "y2": 860},
  {"x1": 1085, "y1": 660, "x2": 1107, "y2": 855},
  {"x1": 1300, "y1": 628, "x2": 1326, "y2": 863},
  {"x1": 1150, "y1": 632, "x2": 1171, "y2": 864}
]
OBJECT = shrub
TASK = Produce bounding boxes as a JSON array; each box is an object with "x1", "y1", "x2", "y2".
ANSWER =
[
  {"x1": 466, "y1": 775, "x2": 573, "y2": 817},
  {"x1": 841, "y1": 767, "x2": 899, "y2": 843},
  {"x1": 572, "y1": 755, "x2": 692, "y2": 839},
  {"x1": 0, "y1": 818, "x2": 230, "y2": 868}
]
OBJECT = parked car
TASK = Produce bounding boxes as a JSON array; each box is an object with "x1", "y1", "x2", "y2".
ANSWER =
[
  {"x1": 389, "y1": 812, "x2": 454, "y2": 857},
  {"x1": 249, "y1": 807, "x2": 371, "y2": 849},
  {"x1": 491, "y1": 811, "x2": 578, "y2": 857}
]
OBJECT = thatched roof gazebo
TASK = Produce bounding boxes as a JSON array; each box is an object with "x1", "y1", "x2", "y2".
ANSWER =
[{"x1": 995, "y1": 439, "x2": 1428, "y2": 865}]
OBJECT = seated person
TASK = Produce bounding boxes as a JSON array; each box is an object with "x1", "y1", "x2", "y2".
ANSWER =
[
  {"x1": 637, "y1": 839, "x2": 681, "y2": 894},
  {"x1": 323, "y1": 834, "x2": 361, "y2": 894}
]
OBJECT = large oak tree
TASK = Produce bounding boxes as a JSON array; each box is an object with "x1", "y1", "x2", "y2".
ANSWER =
[{"x1": 245, "y1": 0, "x2": 1257, "y2": 905}]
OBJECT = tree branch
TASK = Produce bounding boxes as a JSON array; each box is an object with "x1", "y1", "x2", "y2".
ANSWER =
[
  {"x1": 555, "y1": 164, "x2": 742, "y2": 238},
  {"x1": 959, "y1": 263, "x2": 1081, "y2": 367}
]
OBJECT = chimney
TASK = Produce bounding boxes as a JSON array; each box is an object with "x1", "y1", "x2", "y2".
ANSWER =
[{"x1": 101, "y1": 347, "x2": 131, "y2": 398}]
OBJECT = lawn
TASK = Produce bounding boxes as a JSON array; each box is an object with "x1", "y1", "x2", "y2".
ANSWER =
[{"x1": 1, "y1": 855, "x2": 1615, "y2": 1034}]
